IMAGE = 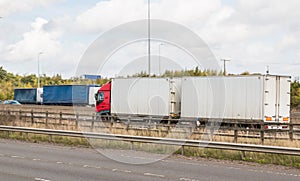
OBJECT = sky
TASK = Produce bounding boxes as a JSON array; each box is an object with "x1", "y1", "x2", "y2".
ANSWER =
[{"x1": 0, "y1": 0, "x2": 299, "y2": 79}]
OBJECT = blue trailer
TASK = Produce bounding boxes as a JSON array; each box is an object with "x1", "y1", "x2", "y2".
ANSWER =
[
  {"x1": 43, "y1": 85, "x2": 99, "y2": 105},
  {"x1": 14, "y1": 88, "x2": 43, "y2": 104}
]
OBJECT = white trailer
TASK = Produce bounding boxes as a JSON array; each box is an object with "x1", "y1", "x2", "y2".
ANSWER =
[
  {"x1": 36, "y1": 88, "x2": 43, "y2": 104},
  {"x1": 181, "y1": 75, "x2": 291, "y2": 126},
  {"x1": 111, "y1": 77, "x2": 181, "y2": 117},
  {"x1": 88, "y1": 87, "x2": 100, "y2": 106}
]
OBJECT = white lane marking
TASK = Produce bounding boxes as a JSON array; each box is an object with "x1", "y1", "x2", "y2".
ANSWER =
[
  {"x1": 11, "y1": 155, "x2": 24, "y2": 159},
  {"x1": 30, "y1": 145, "x2": 70, "y2": 151},
  {"x1": 112, "y1": 168, "x2": 132, "y2": 173},
  {"x1": 120, "y1": 154, "x2": 161, "y2": 161},
  {"x1": 56, "y1": 161, "x2": 63, "y2": 164},
  {"x1": 227, "y1": 166, "x2": 240, "y2": 170},
  {"x1": 144, "y1": 172, "x2": 165, "y2": 178},
  {"x1": 162, "y1": 159, "x2": 208, "y2": 167},
  {"x1": 179, "y1": 178, "x2": 200, "y2": 181},
  {"x1": 83, "y1": 165, "x2": 90, "y2": 168},
  {"x1": 35, "y1": 178, "x2": 51, "y2": 181}
]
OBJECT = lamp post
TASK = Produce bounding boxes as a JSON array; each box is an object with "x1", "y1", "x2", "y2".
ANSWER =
[
  {"x1": 158, "y1": 43, "x2": 164, "y2": 76},
  {"x1": 220, "y1": 59, "x2": 230, "y2": 76},
  {"x1": 147, "y1": 0, "x2": 151, "y2": 77},
  {"x1": 37, "y1": 52, "x2": 43, "y2": 88}
]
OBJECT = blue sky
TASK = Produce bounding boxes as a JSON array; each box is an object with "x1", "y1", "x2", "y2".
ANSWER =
[{"x1": 0, "y1": 0, "x2": 299, "y2": 79}]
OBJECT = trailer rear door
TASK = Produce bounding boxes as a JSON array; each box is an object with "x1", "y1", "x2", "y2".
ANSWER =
[
  {"x1": 278, "y1": 76, "x2": 291, "y2": 123},
  {"x1": 264, "y1": 75, "x2": 291, "y2": 125},
  {"x1": 264, "y1": 76, "x2": 277, "y2": 122}
]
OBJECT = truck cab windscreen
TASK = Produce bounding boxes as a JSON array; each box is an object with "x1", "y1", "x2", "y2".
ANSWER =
[{"x1": 96, "y1": 92, "x2": 104, "y2": 105}]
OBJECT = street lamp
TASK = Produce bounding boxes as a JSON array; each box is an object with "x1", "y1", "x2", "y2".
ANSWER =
[
  {"x1": 158, "y1": 43, "x2": 164, "y2": 76},
  {"x1": 147, "y1": 0, "x2": 151, "y2": 77},
  {"x1": 37, "y1": 52, "x2": 43, "y2": 88},
  {"x1": 220, "y1": 59, "x2": 230, "y2": 76}
]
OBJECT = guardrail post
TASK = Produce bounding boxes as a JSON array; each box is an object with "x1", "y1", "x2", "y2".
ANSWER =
[
  {"x1": 126, "y1": 116, "x2": 131, "y2": 131},
  {"x1": 260, "y1": 122, "x2": 264, "y2": 144},
  {"x1": 241, "y1": 151, "x2": 246, "y2": 160},
  {"x1": 147, "y1": 117, "x2": 151, "y2": 130},
  {"x1": 91, "y1": 120, "x2": 95, "y2": 131},
  {"x1": 130, "y1": 141, "x2": 134, "y2": 150},
  {"x1": 31, "y1": 109, "x2": 34, "y2": 126},
  {"x1": 19, "y1": 109, "x2": 22, "y2": 123},
  {"x1": 25, "y1": 133, "x2": 29, "y2": 141},
  {"x1": 289, "y1": 124, "x2": 294, "y2": 141},
  {"x1": 167, "y1": 117, "x2": 171, "y2": 131},
  {"x1": 181, "y1": 145, "x2": 185, "y2": 155},
  {"x1": 75, "y1": 114, "x2": 79, "y2": 130},
  {"x1": 11, "y1": 110, "x2": 16, "y2": 125},
  {"x1": 209, "y1": 122, "x2": 214, "y2": 141},
  {"x1": 45, "y1": 111, "x2": 48, "y2": 128},
  {"x1": 59, "y1": 112, "x2": 62, "y2": 126},
  {"x1": 234, "y1": 123, "x2": 238, "y2": 143},
  {"x1": 49, "y1": 135, "x2": 52, "y2": 142}
]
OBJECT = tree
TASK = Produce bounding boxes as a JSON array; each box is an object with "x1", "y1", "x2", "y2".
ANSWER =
[
  {"x1": 291, "y1": 81, "x2": 300, "y2": 109},
  {"x1": 0, "y1": 66, "x2": 7, "y2": 80}
]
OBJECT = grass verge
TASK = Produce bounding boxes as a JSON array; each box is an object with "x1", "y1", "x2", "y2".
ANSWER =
[{"x1": 0, "y1": 130, "x2": 299, "y2": 168}]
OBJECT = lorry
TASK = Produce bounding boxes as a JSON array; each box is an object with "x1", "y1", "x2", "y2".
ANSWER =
[
  {"x1": 95, "y1": 75, "x2": 291, "y2": 127},
  {"x1": 14, "y1": 88, "x2": 43, "y2": 104},
  {"x1": 43, "y1": 85, "x2": 99, "y2": 106}
]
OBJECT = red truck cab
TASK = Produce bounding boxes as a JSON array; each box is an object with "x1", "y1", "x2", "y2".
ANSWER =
[{"x1": 95, "y1": 81, "x2": 111, "y2": 116}]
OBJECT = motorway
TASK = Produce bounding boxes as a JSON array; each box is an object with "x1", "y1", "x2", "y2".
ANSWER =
[{"x1": 0, "y1": 140, "x2": 299, "y2": 181}]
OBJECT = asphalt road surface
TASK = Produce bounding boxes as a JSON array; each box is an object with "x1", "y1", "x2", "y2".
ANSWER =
[{"x1": 0, "y1": 139, "x2": 299, "y2": 181}]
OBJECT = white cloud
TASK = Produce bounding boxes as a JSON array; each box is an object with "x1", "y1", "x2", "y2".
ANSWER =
[
  {"x1": 74, "y1": 0, "x2": 223, "y2": 33},
  {"x1": 0, "y1": 0, "x2": 59, "y2": 17},
  {"x1": 75, "y1": 0, "x2": 146, "y2": 33},
  {"x1": 1, "y1": 16, "x2": 87, "y2": 78},
  {"x1": 236, "y1": 0, "x2": 300, "y2": 24},
  {"x1": 5, "y1": 17, "x2": 62, "y2": 61},
  {"x1": 151, "y1": 0, "x2": 222, "y2": 24}
]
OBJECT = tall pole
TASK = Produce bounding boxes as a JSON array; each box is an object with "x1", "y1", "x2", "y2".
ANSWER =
[
  {"x1": 148, "y1": 0, "x2": 151, "y2": 77},
  {"x1": 158, "y1": 43, "x2": 164, "y2": 76},
  {"x1": 220, "y1": 59, "x2": 230, "y2": 76},
  {"x1": 37, "y1": 52, "x2": 43, "y2": 88}
]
